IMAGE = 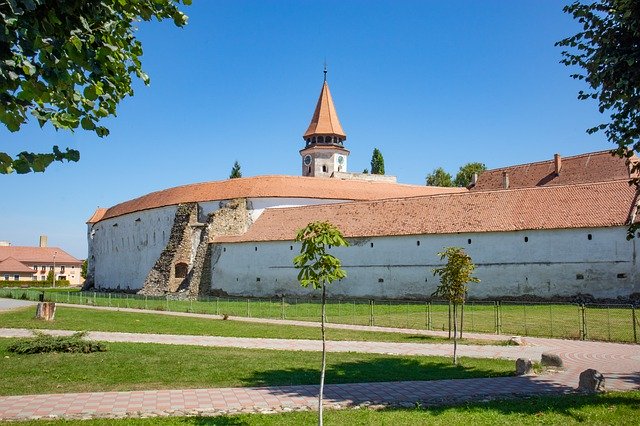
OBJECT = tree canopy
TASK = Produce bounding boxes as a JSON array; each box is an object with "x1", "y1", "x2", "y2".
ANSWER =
[
  {"x1": 370, "y1": 148, "x2": 385, "y2": 175},
  {"x1": 557, "y1": 0, "x2": 640, "y2": 169},
  {"x1": 426, "y1": 167, "x2": 453, "y2": 187},
  {"x1": 454, "y1": 162, "x2": 486, "y2": 187},
  {"x1": 229, "y1": 160, "x2": 242, "y2": 179},
  {"x1": 0, "y1": 0, "x2": 190, "y2": 174}
]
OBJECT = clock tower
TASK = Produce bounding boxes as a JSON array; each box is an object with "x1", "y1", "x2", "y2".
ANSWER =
[{"x1": 300, "y1": 70, "x2": 349, "y2": 177}]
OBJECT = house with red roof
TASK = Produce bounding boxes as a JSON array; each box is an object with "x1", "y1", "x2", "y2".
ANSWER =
[{"x1": 0, "y1": 237, "x2": 83, "y2": 285}]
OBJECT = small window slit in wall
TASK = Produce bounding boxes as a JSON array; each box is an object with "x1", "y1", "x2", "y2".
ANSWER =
[
  {"x1": 370, "y1": 242, "x2": 374, "y2": 248},
  {"x1": 135, "y1": 218, "x2": 141, "y2": 222},
  {"x1": 576, "y1": 274, "x2": 584, "y2": 280},
  {"x1": 254, "y1": 247, "x2": 258, "y2": 251},
  {"x1": 290, "y1": 246, "x2": 293, "y2": 250},
  {"x1": 467, "y1": 239, "x2": 472, "y2": 244},
  {"x1": 524, "y1": 236, "x2": 529, "y2": 243},
  {"x1": 223, "y1": 247, "x2": 226, "y2": 252},
  {"x1": 256, "y1": 277, "x2": 261, "y2": 282},
  {"x1": 378, "y1": 278, "x2": 384, "y2": 283},
  {"x1": 617, "y1": 273, "x2": 627, "y2": 279},
  {"x1": 416, "y1": 241, "x2": 420, "y2": 246},
  {"x1": 587, "y1": 234, "x2": 592, "y2": 240}
]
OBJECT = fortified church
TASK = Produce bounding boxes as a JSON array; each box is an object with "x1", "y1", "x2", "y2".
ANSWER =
[{"x1": 86, "y1": 74, "x2": 640, "y2": 300}]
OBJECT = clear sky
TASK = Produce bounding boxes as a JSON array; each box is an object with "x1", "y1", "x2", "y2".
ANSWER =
[{"x1": 1, "y1": 1, "x2": 608, "y2": 258}]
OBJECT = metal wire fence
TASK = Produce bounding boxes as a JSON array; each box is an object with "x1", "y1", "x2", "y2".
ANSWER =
[{"x1": 1, "y1": 288, "x2": 638, "y2": 343}]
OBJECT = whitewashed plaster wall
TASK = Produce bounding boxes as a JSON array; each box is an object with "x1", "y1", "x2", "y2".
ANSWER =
[
  {"x1": 211, "y1": 227, "x2": 638, "y2": 299},
  {"x1": 89, "y1": 206, "x2": 178, "y2": 290},
  {"x1": 88, "y1": 197, "x2": 348, "y2": 290}
]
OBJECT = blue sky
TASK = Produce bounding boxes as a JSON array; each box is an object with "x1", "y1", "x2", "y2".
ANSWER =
[{"x1": 1, "y1": 1, "x2": 608, "y2": 258}]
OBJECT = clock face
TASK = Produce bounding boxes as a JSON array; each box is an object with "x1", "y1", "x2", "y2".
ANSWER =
[
  {"x1": 337, "y1": 155, "x2": 344, "y2": 165},
  {"x1": 303, "y1": 155, "x2": 312, "y2": 165}
]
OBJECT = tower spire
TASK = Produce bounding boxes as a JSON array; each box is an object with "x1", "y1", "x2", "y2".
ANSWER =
[{"x1": 323, "y1": 60, "x2": 327, "y2": 82}]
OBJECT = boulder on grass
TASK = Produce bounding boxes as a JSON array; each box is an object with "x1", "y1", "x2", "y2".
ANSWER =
[
  {"x1": 516, "y1": 358, "x2": 533, "y2": 375},
  {"x1": 578, "y1": 369, "x2": 605, "y2": 393},
  {"x1": 541, "y1": 352, "x2": 563, "y2": 368}
]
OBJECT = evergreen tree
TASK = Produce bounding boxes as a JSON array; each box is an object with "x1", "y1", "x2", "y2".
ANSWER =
[
  {"x1": 370, "y1": 148, "x2": 385, "y2": 175},
  {"x1": 229, "y1": 161, "x2": 242, "y2": 179}
]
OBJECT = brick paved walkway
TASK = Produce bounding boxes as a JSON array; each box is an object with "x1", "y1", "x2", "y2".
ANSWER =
[{"x1": 0, "y1": 304, "x2": 639, "y2": 421}]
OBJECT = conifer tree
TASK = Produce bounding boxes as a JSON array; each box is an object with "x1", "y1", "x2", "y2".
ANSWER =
[
  {"x1": 229, "y1": 161, "x2": 242, "y2": 179},
  {"x1": 370, "y1": 148, "x2": 385, "y2": 175}
]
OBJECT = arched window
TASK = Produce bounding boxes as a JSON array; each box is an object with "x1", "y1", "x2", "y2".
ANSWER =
[
  {"x1": 174, "y1": 262, "x2": 188, "y2": 279},
  {"x1": 322, "y1": 165, "x2": 328, "y2": 173}
]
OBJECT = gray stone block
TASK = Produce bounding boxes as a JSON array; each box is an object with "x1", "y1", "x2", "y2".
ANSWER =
[
  {"x1": 515, "y1": 358, "x2": 533, "y2": 375},
  {"x1": 578, "y1": 369, "x2": 605, "y2": 393},
  {"x1": 541, "y1": 352, "x2": 564, "y2": 368}
]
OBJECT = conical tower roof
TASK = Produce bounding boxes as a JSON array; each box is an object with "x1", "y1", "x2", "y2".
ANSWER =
[{"x1": 303, "y1": 81, "x2": 346, "y2": 139}]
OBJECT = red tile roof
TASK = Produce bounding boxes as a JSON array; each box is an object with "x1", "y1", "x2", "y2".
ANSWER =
[
  {"x1": 213, "y1": 180, "x2": 638, "y2": 243},
  {"x1": 303, "y1": 81, "x2": 346, "y2": 138},
  {"x1": 86, "y1": 208, "x2": 108, "y2": 224},
  {"x1": 472, "y1": 151, "x2": 636, "y2": 191},
  {"x1": 0, "y1": 247, "x2": 81, "y2": 264},
  {"x1": 0, "y1": 257, "x2": 35, "y2": 274},
  {"x1": 95, "y1": 175, "x2": 465, "y2": 222}
]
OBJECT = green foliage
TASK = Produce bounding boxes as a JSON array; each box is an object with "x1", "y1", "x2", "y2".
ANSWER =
[
  {"x1": 370, "y1": 148, "x2": 385, "y2": 175},
  {"x1": 0, "y1": 0, "x2": 191, "y2": 174},
  {"x1": 426, "y1": 167, "x2": 454, "y2": 187},
  {"x1": 432, "y1": 247, "x2": 480, "y2": 304},
  {"x1": 81, "y1": 259, "x2": 87, "y2": 279},
  {"x1": 454, "y1": 162, "x2": 486, "y2": 187},
  {"x1": 557, "y1": 0, "x2": 639, "y2": 160},
  {"x1": 362, "y1": 168, "x2": 369, "y2": 174},
  {"x1": 229, "y1": 160, "x2": 242, "y2": 179},
  {"x1": 556, "y1": 1, "x2": 640, "y2": 238},
  {"x1": 7, "y1": 331, "x2": 106, "y2": 354},
  {"x1": 0, "y1": 280, "x2": 69, "y2": 288},
  {"x1": 293, "y1": 221, "x2": 349, "y2": 289}
]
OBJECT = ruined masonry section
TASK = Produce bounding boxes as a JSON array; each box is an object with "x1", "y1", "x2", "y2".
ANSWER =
[
  {"x1": 139, "y1": 203, "x2": 199, "y2": 296},
  {"x1": 138, "y1": 199, "x2": 253, "y2": 297}
]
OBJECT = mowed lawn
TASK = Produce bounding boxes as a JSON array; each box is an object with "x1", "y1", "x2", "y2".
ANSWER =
[
  {"x1": 0, "y1": 338, "x2": 513, "y2": 396},
  {"x1": 0, "y1": 306, "x2": 507, "y2": 345},
  {"x1": 9, "y1": 391, "x2": 640, "y2": 425}
]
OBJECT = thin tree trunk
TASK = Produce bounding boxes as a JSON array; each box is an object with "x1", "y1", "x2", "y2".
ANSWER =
[
  {"x1": 453, "y1": 303, "x2": 458, "y2": 365},
  {"x1": 460, "y1": 302, "x2": 464, "y2": 339},
  {"x1": 318, "y1": 283, "x2": 327, "y2": 426}
]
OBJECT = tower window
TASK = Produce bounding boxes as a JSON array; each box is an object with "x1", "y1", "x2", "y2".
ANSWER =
[{"x1": 322, "y1": 165, "x2": 327, "y2": 173}]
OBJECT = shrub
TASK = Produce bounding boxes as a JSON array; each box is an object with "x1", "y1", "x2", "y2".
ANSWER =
[
  {"x1": 7, "y1": 332, "x2": 107, "y2": 354},
  {"x1": 0, "y1": 280, "x2": 71, "y2": 288}
]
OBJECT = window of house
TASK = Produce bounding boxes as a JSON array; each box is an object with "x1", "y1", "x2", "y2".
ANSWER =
[
  {"x1": 60, "y1": 266, "x2": 65, "y2": 273},
  {"x1": 322, "y1": 165, "x2": 328, "y2": 173},
  {"x1": 33, "y1": 265, "x2": 38, "y2": 271},
  {"x1": 49, "y1": 265, "x2": 54, "y2": 271},
  {"x1": 14, "y1": 275, "x2": 19, "y2": 281},
  {"x1": 3, "y1": 274, "x2": 9, "y2": 280},
  {"x1": 40, "y1": 276, "x2": 46, "y2": 281},
  {"x1": 32, "y1": 276, "x2": 37, "y2": 281}
]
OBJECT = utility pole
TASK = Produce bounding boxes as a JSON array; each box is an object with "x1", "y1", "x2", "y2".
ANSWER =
[{"x1": 53, "y1": 251, "x2": 57, "y2": 288}]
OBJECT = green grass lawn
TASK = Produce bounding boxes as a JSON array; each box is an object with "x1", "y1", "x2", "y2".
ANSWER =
[
  {"x1": 10, "y1": 391, "x2": 640, "y2": 425},
  {"x1": 2, "y1": 290, "x2": 636, "y2": 342},
  {"x1": 0, "y1": 306, "x2": 507, "y2": 345},
  {"x1": 0, "y1": 338, "x2": 513, "y2": 396}
]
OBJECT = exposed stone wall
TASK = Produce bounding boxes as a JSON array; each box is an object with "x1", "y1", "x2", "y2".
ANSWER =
[{"x1": 139, "y1": 203, "x2": 199, "y2": 295}]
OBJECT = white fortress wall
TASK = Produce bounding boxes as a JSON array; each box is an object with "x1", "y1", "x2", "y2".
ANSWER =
[
  {"x1": 211, "y1": 226, "x2": 638, "y2": 299},
  {"x1": 89, "y1": 205, "x2": 178, "y2": 290},
  {"x1": 246, "y1": 198, "x2": 351, "y2": 222}
]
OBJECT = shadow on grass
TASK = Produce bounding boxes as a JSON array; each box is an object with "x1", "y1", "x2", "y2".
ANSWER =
[{"x1": 242, "y1": 356, "x2": 513, "y2": 387}]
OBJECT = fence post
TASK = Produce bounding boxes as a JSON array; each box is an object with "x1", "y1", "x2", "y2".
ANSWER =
[
  {"x1": 632, "y1": 306, "x2": 637, "y2": 344},
  {"x1": 425, "y1": 301, "x2": 431, "y2": 330},
  {"x1": 246, "y1": 298, "x2": 250, "y2": 317},
  {"x1": 494, "y1": 301, "x2": 498, "y2": 334},
  {"x1": 281, "y1": 297, "x2": 285, "y2": 319},
  {"x1": 369, "y1": 299, "x2": 374, "y2": 326},
  {"x1": 216, "y1": 297, "x2": 220, "y2": 316}
]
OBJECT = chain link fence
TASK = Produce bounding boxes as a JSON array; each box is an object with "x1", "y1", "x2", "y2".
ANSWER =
[{"x1": 1, "y1": 288, "x2": 637, "y2": 343}]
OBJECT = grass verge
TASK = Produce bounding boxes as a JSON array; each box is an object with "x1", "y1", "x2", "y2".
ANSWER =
[
  {"x1": 0, "y1": 306, "x2": 507, "y2": 345},
  {"x1": 0, "y1": 338, "x2": 513, "y2": 396},
  {"x1": 8, "y1": 391, "x2": 640, "y2": 425}
]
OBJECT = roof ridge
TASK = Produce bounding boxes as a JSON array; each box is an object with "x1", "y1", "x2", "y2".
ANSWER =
[
  {"x1": 256, "y1": 179, "x2": 635, "y2": 215},
  {"x1": 484, "y1": 150, "x2": 618, "y2": 173}
]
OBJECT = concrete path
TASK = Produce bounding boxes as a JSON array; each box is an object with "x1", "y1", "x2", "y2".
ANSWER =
[
  {"x1": 0, "y1": 298, "x2": 35, "y2": 311},
  {"x1": 0, "y1": 326, "x2": 639, "y2": 421}
]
